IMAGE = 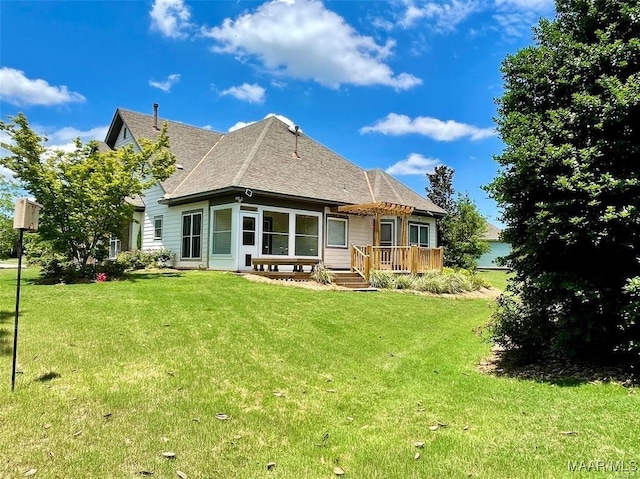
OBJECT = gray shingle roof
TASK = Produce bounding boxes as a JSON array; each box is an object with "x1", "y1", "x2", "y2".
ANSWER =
[
  {"x1": 106, "y1": 109, "x2": 445, "y2": 215},
  {"x1": 483, "y1": 222, "x2": 502, "y2": 241},
  {"x1": 105, "y1": 108, "x2": 223, "y2": 193}
]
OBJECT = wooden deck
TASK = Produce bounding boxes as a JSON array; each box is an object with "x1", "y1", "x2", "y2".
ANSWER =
[{"x1": 351, "y1": 245, "x2": 443, "y2": 282}]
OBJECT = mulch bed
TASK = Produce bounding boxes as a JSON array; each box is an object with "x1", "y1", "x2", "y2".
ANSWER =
[{"x1": 478, "y1": 346, "x2": 638, "y2": 388}]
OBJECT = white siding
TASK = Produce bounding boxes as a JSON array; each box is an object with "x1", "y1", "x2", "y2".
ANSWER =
[
  {"x1": 114, "y1": 124, "x2": 136, "y2": 148},
  {"x1": 324, "y1": 214, "x2": 372, "y2": 270},
  {"x1": 136, "y1": 184, "x2": 209, "y2": 269}
]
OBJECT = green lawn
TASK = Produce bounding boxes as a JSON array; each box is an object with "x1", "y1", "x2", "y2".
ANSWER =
[{"x1": 0, "y1": 269, "x2": 637, "y2": 478}]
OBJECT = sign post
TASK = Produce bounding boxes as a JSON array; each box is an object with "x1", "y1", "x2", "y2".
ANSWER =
[{"x1": 11, "y1": 198, "x2": 42, "y2": 392}]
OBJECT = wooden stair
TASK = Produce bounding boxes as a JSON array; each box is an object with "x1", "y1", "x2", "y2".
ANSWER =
[{"x1": 331, "y1": 271, "x2": 372, "y2": 290}]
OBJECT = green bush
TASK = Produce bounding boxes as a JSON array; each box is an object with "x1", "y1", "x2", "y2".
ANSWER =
[
  {"x1": 116, "y1": 248, "x2": 175, "y2": 271},
  {"x1": 370, "y1": 268, "x2": 489, "y2": 294},
  {"x1": 394, "y1": 274, "x2": 415, "y2": 290},
  {"x1": 369, "y1": 270, "x2": 396, "y2": 289}
]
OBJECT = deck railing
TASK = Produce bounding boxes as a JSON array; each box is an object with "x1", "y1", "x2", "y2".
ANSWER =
[
  {"x1": 350, "y1": 245, "x2": 371, "y2": 282},
  {"x1": 351, "y1": 245, "x2": 443, "y2": 279}
]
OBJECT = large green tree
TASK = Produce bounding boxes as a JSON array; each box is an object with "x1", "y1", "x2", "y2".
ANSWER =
[
  {"x1": 0, "y1": 113, "x2": 176, "y2": 270},
  {"x1": 487, "y1": 0, "x2": 640, "y2": 365},
  {"x1": 0, "y1": 176, "x2": 20, "y2": 258}
]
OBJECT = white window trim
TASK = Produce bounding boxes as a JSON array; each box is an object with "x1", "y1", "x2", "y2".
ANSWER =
[
  {"x1": 211, "y1": 207, "x2": 233, "y2": 256},
  {"x1": 153, "y1": 215, "x2": 163, "y2": 240},
  {"x1": 409, "y1": 223, "x2": 430, "y2": 247},
  {"x1": 326, "y1": 217, "x2": 348, "y2": 248},
  {"x1": 181, "y1": 209, "x2": 203, "y2": 260},
  {"x1": 258, "y1": 205, "x2": 322, "y2": 258}
]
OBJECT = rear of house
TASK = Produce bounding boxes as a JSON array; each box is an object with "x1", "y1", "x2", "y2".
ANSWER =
[{"x1": 104, "y1": 106, "x2": 446, "y2": 272}]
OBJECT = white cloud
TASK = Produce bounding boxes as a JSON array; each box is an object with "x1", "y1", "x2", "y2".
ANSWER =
[
  {"x1": 45, "y1": 125, "x2": 110, "y2": 148},
  {"x1": 360, "y1": 113, "x2": 495, "y2": 141},
  {"x1": 202, "y1": 0, "x2": 421, "y2": 90},
  {"x1": 386, "y1": 153, "x2": 441, "y2": 175},
  {"x1": 495, "y1": 0, "x2": 553, "y2": 11},
  {"x1": 0, "y1": 67, "x2": 86, "y2": 106},
  {"x1": 149, "y1": 73, "x2": 181, "y2": 92},
  {"x1": 220, "y1": 83, "x2": 266, "y2": 103},
  {"x1": 150, "y1": 0, "x2": 192, "y2": 39},
  {"x1": 493, "y1": 0, "x2": 554, "y2": 37},
  {"x1": 400, "y1": 0, "x2": 480, "y2": 31},
  {"x1": 228, "y1": 113, "x2": 298, "y2": 132}
]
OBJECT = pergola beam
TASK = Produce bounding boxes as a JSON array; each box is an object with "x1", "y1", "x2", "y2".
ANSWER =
[{"x1": 337, "y1": 201, "x2": 414, "y2": 217}]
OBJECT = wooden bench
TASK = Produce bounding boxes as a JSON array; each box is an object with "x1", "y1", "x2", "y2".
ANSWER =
[{"x1": 252, "y1": 258, "x2": 319, "y2": 273}]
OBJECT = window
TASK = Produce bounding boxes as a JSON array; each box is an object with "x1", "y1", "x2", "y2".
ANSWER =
[
  {"x1": 380, "y1": 221, "x2": 394, "y2": 247},
  {"x1": 409, "y1": 223, "x2": 429, "y2": 247},
  {"x1": 123, "y1": 127, "x2": 127, "y2": 139},
  {"x1": 212, "y1": 208, "x2": 232, "y2": 255},
  {"x1": 263, "y1": 211, "x2": 289, "y2": 255},
  {"x1": 109, "y1": 236, "x2": 121, "y2": 260},
  {"x1": 295, "y1": 214, "x2": 319, "y2": 256},
  {"x1": 181, "y1": 210, "x2": 202, "y2": 259},
  {"x1": 153, "y1": 215, "x2": 163, "y2": 240},
  {"x1": 326, "y1": 217, "x2": 347, "y2": 248},
  {"x1": 242, "y1": 215, "x2": 256, "y2": 246}
]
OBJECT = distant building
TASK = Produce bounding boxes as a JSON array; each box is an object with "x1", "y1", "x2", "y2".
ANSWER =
[{"x1": 477, "y1": 222, "x2": 511, "y2": 269}]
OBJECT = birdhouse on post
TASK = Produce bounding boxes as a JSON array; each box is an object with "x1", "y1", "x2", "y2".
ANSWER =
[{"x1": 13, "y1": 198, "x2": 42, "y2": 231}]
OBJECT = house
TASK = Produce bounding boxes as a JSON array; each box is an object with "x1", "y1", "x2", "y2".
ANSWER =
[
  {"x1": 477, "y1": 222, "x2": 511, "y2": 269},
  {"x1": 103, "y1": 105, "x2": 446, "y2": 275}
]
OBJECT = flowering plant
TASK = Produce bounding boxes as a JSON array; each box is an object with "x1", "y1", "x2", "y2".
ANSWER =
[{"x1": 96, "y1": 272, "x2": 107, "y2": 282}]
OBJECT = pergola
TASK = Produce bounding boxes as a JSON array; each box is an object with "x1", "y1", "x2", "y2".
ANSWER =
[{"x1": 337, "y1": 201, "x2": 415, "y2": 247}]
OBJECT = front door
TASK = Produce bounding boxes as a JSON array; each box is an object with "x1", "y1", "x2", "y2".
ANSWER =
[{"x1": 239, "y1": 212, "x2": 259, "y2": 271}]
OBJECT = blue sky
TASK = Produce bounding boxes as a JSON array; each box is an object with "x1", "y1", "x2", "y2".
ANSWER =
[{"x1": 0, "y1": 0, "x2": 555, "y2": 225}]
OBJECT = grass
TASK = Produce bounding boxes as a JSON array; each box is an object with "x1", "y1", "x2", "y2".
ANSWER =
[
  {"x1": 477, "y1": 269, "x2": 512, "y2": 291},
  {"x1": 0, "y1": 268, "x2": 638, "y2": 478}
]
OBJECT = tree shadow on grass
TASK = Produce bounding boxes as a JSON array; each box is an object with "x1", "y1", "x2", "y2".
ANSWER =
[
  {"x1": 124, "y1": 270, "x2": 185, "y2": 282},
  {"x1": 0, "y1": 310, "x2": 15, "y2": 356},
  {"x1": 478, "y1": 347, "x2": 638, "y2": 388},
  {"x1": 35, "y1": 371, "x2": 60, "y2": 382}
]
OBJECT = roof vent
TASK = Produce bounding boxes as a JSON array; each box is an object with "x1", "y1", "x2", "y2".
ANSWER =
[
  {"x1": 176, "y1": 164, "x2": 184, "y2": 170},
  {"x1": 290, "y1": 125, "x2": 300, "y2": 158},
  {"x1": 153, "y1": 103, "x2": 159, "y2": 130}
]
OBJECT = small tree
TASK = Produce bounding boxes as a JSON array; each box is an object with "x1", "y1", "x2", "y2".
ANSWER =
[
  {"x1": 0, "y1": 177, "x2": 20, "y2": 258},
  {"x1": 426, "y1": 166, "x2": 489, "y2": 269},
  {"x1": 0, "y1": 113, "x2": 176, "y2": 276},
  {"x1": 445, "y1": 194, "x2": 490, "y2": 270},
  {"x1": 426, "y1": 165, "x2": 456, "y2": 248}
]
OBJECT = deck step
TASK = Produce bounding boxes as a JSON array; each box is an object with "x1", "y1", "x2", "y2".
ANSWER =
[{"x1": 331, "y1": 271, "x2": 370, "y2": 289}]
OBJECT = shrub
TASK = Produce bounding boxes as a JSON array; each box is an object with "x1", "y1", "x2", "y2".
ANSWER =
[
  {"x1": 369, "y1": 270, "x2": 396, "y2": 289},
  {"x1": 395, "y1": 274, "x2": 416, "y2": 290},
  {"x1": 116, "y1": 248, "x2": 175, "y2": 271},
  {"x1": 310, "y1": 261, "x2": 334, "y2": 284}
]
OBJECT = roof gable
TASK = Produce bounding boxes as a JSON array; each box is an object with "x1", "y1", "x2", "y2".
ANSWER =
[{"x1": 105, "y1": 108, "x2": 223, "y2": 193}]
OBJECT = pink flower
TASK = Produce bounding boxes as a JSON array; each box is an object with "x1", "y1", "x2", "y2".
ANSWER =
[{"x1": 96, "y1": 272, "x2": 107, "y2": 282}]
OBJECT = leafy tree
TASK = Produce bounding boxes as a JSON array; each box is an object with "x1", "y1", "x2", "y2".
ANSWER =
[
  {"x1": 486, "y1": 0, "x2": 640, "y2": 365},
  {"x1": 0, "y1": 176, "x2": 20, "y2": 258},
  {"x1": 445, "y1": 194, "x2": 490, "y2": 270},
  {"x1": 0, "y1": 113, "x2": 176, "y2": 275},
  {"x1": 426, "y1": 165, "x2": 488, "y2": 268},
  {"x1": 426, "y1": 165, "x2": 456, "y2": 248}
]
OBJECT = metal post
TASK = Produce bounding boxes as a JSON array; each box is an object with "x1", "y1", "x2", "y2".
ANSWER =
[{"x1": 11, "y1": 228, "x2": 25, "y2": 392}]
